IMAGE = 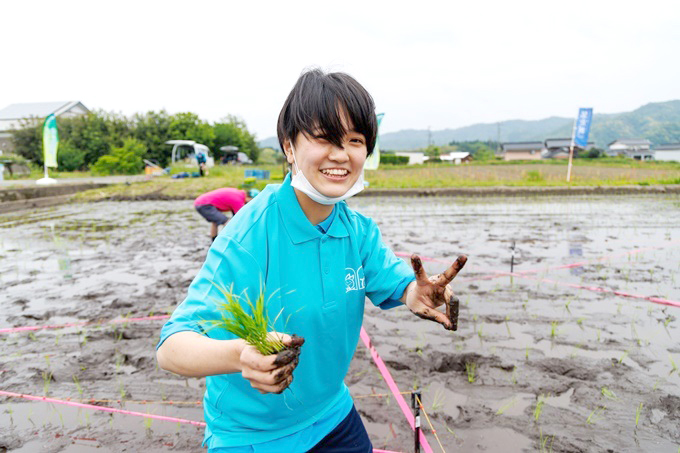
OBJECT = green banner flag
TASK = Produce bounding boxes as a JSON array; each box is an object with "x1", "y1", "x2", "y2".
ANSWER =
[
  {"x1": 363, "y1": 113, "x2": 383, "y2": 171},
  {"x1": 43, "y1": 114, "x2": 59, "y2": 168}
]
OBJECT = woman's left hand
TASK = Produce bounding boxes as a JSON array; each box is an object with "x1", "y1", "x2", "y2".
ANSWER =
[{"x1": 403, "y1": 254, "x2": 467, "y2": 331}]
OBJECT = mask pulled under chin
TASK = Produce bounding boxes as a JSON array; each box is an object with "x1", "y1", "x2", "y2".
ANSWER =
[{"x1": 289, "y1": 144, "x2": 365, "y2": 205}]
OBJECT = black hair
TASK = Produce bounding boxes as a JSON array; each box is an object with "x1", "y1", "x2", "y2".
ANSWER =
[{"x1": 277, "y1": 69, "x2": 377, "y2": 156}]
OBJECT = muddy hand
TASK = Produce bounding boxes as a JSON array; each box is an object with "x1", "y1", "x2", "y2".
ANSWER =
[
  {"x1": 408, "y1": 254, "x2": 467, "y2": 331},
  {"x1": 240, "y1": 333, "x2": 305, "y2": 394}
]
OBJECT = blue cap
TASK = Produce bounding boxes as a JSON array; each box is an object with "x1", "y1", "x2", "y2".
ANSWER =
[{"x1": 247, "y1": 189, "x2": 260, "y2": 198}]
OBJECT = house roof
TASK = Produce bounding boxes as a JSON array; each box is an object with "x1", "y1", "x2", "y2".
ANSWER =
[
  {"x1": 501, "y1": 142, "x2": 544, "y2": 152},
  {"x1": 544, "y1": 138, "x2": 572, "y2": 148},
  {"x1": 654, "y1": 143, "x2": 680, "y2": 151},
  {"x1": 0, "y1": 101, "x2": 88, "y2": 120},
  {"x1": 545, "y1": 138, "x2": 595, "y2": 149},
  {"x1": 607, "y1": 138, "x2": 651, "y2": 147}
]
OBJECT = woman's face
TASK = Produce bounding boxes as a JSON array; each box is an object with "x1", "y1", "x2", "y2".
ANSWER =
[{"x1": 285, "y1": 124, "x2": 367, "y2": 199}]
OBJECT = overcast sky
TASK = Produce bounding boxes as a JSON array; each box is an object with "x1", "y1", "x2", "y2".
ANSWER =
[{"x1": 2, "y1": 0, "x2": 678, "y2": 140}]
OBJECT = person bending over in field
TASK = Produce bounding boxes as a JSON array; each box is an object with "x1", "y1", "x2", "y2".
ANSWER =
[
  {"x1": 194, "y1": 187, "x2": 260, "y2": 242},
  {"x1": 157, "y1": 69, "x2": 467, "y2": 452}
]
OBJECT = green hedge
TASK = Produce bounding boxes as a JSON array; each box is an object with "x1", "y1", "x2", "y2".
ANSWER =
[{"x1": 380, "y1": 154, "x2": 409, "y2": 165}]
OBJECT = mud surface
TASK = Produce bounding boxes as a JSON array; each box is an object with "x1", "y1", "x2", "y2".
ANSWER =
[{"x1": 1, "y1": 195, "x2": 679, "y2": 452}]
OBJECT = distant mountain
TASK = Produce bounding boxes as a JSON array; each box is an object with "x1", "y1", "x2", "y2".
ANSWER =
[
  {"x1": 258, "y1": 100, "x2": 680, "y2": 151},
  {"x1": 259, "y1": 136, "x2": 280, "y2": 150}
]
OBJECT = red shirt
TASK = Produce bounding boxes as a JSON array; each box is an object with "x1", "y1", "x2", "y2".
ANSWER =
[{"x1": 194, "y1": 188, "x2": 246, "y2": 213}]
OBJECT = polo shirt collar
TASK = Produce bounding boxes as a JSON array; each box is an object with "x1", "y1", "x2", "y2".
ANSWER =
[{"x1": 276, "y1": 173, "x2": 349, "y2": 244}]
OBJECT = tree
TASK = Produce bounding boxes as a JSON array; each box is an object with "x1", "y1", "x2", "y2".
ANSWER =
[
  {"x1": 57, "y1": 140, "x2": 87, "y2": 171},
  {"x1": 214, "y1": 115, "x2": 260, "y2": 163},
  {"x1": 132, "y1": 110, "x2": 173, "y2": 166},
  {"x1": 91, "y1": 138, "x2": 146, "y2": 175},
  {"x1": 425, "y1": 145, "x2": 441, "y2": 158},
  {"x1": 10, "y1": 118, "x2": 42, "y2": 165}
]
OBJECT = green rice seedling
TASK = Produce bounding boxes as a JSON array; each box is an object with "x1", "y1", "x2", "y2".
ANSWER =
[
  {"x1": 202, "y1": 283, "x2": 288, "y2": 356},
  {"x1": 550, "y1": 321, "x2": 559, "y2": 339},
  {"x1": 42, "y1": 371, "x2": 52, "y2": 396},
  {"x1": 445, "y1": 424, "x2": 461, "y2": 440},
  {"x1": 57, "y1": 409, "x2": 64, "y2": 429},
  {"x1": 538, "y1": 428, "x2": 554, "y2": 453},
  {"x1": 496, "y1": 397, "x2": 517, "y2": 415},
  {"x1": 431, "y1": 388, "x2": 446, "y2": 412},
  {"x1": 118, "y1": 381, "x2": 127, "y2": 401},
  {"x1": 509, "y1": 366, "x2": 518, "y2": 385},
  {"x1": 534, "y1": 394, "x2": 546, "y2": 421},
  {"x1": 601, "y1": 387, "x2": 617, "y2": 400},
  {"x1": 596, "y1": 329, "x2": 601, "y2": 342},
  {"x1": 144, "y1": 414, "x2": 153, "y2": 432},
  {"x1": 477, "y1": 324, "x2": 484, "y2": 341},
  {"x1": 635, "y1": 403, "x2": 643, "y2": 428},
  {"x1": 526, "y1": 346, "x2": 530, "y2": 361},
  {"x1": 8, "y1": 405, "x2": 13, "y2": 426},
  {"x1": 617, "y1": 303, "x2": 623, "y2": 315},
  {"x1": 28, "y1": 332, "x2": 37, "y2": 341},
  {"x1": 73, "y1": 375, "x2": 84, "y2": 397},
  {"x1": 27, "y1": 407, "x2": 35, "y2": 427},
  {"x1": 576, "y1": 318, "x2": 585, "y2": 329},
  {"x1": 565, "y1": 299, "x2": 572, "y2": 315},
  {"x1": 619, "y1": 350, "x2": 629, "y2": 364},
  {"x1": 586, "y1": 406, "x2": 606, "y2": 425},
  {"x1": 54, "y1": 333, "x2": 61, "y2": 346},
  {"x1": 465, "y1": 362, "x2": 476, "y2": 383},
  {"x1": 669, "y1": 354, "x2": 678, "y2": 375},
  {"x1": 570, "y1": 343, "x2": 583, "y2": 359},
  {"x1": 504, "y1": 315, "x2": 512, "y2": 337}
]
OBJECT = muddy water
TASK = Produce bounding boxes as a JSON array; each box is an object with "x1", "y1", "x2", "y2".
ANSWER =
[{"x1": 1, "y1": 196, "x2": 679, "y2": 452}]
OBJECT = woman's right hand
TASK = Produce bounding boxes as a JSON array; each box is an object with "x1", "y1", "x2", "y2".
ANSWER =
[{"x1": 239, "y1": 333, "x2": 305, "y2": 394}]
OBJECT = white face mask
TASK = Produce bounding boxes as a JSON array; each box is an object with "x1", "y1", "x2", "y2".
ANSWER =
[{"x1": 289, "y1": 142, "x2": 365, "y2": 205}]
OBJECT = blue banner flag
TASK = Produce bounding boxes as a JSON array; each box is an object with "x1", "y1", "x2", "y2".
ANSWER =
[{"x1": 573, "y1": 108, "x2": 593, "y2": 148}]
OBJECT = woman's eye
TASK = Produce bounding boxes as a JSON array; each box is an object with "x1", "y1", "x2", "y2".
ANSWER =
[{"x1": 350, "y1": 138, "x2": 365, "y2": 145}]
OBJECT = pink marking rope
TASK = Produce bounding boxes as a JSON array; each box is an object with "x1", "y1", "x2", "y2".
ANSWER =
[
  {"x1": 360, "y1": 327, "x2": 434, "y2": 453},
  {"x1": 509, "y1": 273, "x2": 680, "y2": 308},
  {"x1": 0, "y1": 390, "x2": 405, "y2": 452},
  {"x1": 0, "y1": 390, "x2": 206, "y2": 427},
  {"x1": 0, "y1": 314, "x2": 170, "y2": 335},
  {"x1": 401, "y1": 239, "x2": 680, "y2": 284}
]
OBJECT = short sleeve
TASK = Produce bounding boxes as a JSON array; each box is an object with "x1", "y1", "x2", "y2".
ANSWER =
[
  {"x1": 157, "y1": 235, "x2": 264, "y2": 349},
  {"x1": 360, "y1": 218, "x2": 416, "y2": 310}
]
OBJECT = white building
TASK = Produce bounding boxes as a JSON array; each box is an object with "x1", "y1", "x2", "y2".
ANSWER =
[
  {"x1": 653, "y1": 144, "x2": 680, "y2": 162},
  {"x1": 0, "y1": 101, "x2": 89, "y2": 152},
  {"x1": 395, "y1": 152, "x2": 427, "y2": 165},
  {"x1": 606, "y1": 139, "x2": 653, "y2": 160},
  {"x1": 440, "y1": 152, "x2": 471, "y2": 164}
]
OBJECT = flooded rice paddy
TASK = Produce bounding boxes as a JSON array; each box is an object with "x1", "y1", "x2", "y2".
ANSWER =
[{"x1": 1, "y1": 195, "x2": 679, "y2": 452}]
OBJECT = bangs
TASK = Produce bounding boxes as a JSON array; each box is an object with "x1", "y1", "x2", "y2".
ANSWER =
[{"x1": 277, "y1": 69, "x2": 377, "y2": 155}]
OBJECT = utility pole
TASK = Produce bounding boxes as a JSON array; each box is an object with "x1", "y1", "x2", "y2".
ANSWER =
[{"x1": 496, "y1": 122, "x2": 501, "y2": 154}]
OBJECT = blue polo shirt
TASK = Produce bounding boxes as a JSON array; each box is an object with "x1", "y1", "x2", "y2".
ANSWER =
[{"x1": 158, "y1": 174, "x2": 415, "y2": 448}]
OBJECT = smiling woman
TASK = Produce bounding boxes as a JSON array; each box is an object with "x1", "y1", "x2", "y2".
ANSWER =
[
  {"x1": 156, "y1": 68, "x2": 466, "y2": 453},
  {"x1": 276, "y1": 69, "x2": 378, "y2": 220}
]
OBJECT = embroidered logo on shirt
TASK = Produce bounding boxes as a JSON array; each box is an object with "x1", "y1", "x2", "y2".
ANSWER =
[{"x1": 345, "y1": 266, "x2": 365, "y2": 292}]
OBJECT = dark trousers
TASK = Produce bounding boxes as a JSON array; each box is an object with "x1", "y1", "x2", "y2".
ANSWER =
[{"x1": 307, "y1": 405, "x2": 372, "y2": 453}]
